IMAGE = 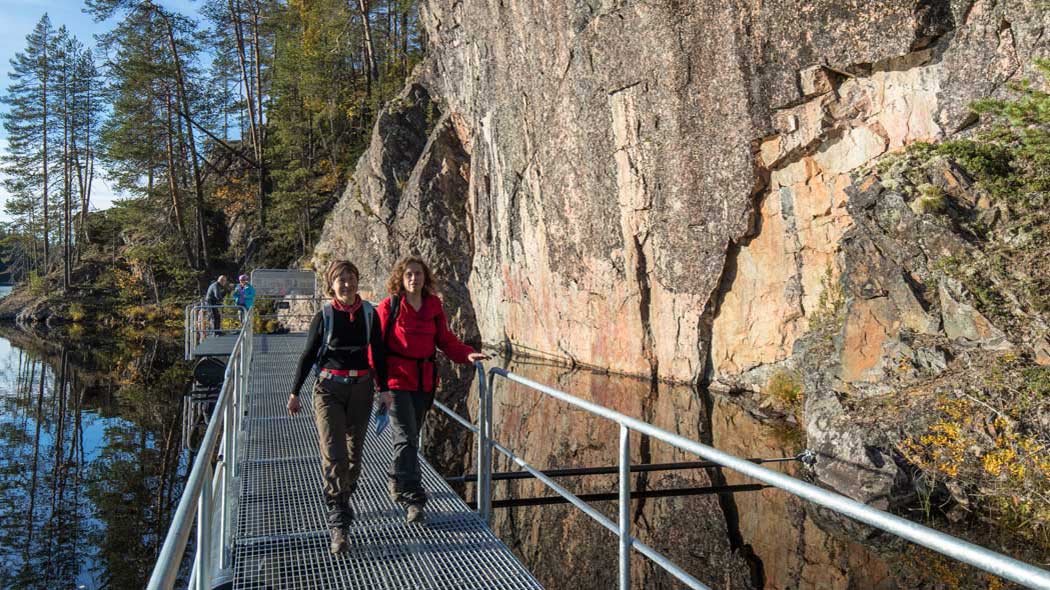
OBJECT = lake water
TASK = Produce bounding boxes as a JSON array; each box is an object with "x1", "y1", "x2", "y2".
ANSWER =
[
  {"x1": 0, "y1": 327, "x2": 189, "y2": 589},
  {"x1": 446, "y1": 357, "x2": 892, "y2": 589}
]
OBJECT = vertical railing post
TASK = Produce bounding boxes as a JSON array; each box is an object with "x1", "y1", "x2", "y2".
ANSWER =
[
  {"x1": 240, "y1": 325, "x2": 248, "y2": 407},
  {"x1": 184, "y1": 305, "x2": 190, "y2": 360},
  {"x1": 619, "y1": 425, "x2": 631, "y2": 590},
  {"x1": 196, "y1": 460, "x2": 213, "y2": 590},
  {"x1": 476, "y1": 362, "x2": 492, "y2": 523},
  {"x1": 219, "y1": 386, "x2": 234, "y2": 569},
  {"x1": 233, "y1": 340, "x2": 242, "y2": 477}
]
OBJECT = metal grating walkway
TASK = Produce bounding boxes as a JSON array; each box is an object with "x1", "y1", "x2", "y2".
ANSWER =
[
  {"x1": 233, "y1": 334, "x2": 543, "y2": 590},
  {"x1": 193, "y1": 334, "x2": 240, "y2": 357}
]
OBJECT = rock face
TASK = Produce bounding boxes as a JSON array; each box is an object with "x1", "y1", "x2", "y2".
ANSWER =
[
  {"x1": 411, "y1": 0, "x2": 1046, "y2": 384},
  {"x1": 311, "y1": 0, "x2": 1049, "y2": 586},
  {"x1": 317, "y1": 0, "x2": 1047, "y2": 382}
]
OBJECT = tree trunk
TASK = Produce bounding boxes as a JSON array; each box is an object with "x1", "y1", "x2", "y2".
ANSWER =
[
  {"x1": 42, "y1": 43, "x2": 50, "y2": 274},
  {"x1": 165, "y1": 94, "x2": 195, "y2": 269},
  {"x1": 356, "y1": 0, "x2": 379, "y2": 97},
  {"x1": 228, "y1": 0, "x2": 265, "y2": 231},
  {"x1": 159, "y1": 9, "x2": 209, "y2": 269},
  {"x1": 401, "y1": 10, "x2": 408, "y2": 76},
  {"x1": 62, "y1": 84, "x2": 71, "y2": 289},
  {"x1": 250, "y1": 4, "x2": 266, "y2": 228},
  {"x1": 75, "y1": 76, "x2": 92, "y2": 247}
]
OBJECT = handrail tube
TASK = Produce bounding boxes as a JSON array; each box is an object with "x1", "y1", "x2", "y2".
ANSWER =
[
  {"x1": 433, "y1": 400, "x2": 478, "y2": 433},
  {"x1": 489, "y1": 368, "x2": 1050, "y2": 590},
  {"x1": 469, "y1": 407, "x2": 710, "y2": 590},
  {"x1": 147, "y1": 328, "x2": 245, "y2": 590},
  {"x1": 467, "y1": 483, "x2": 770, "y2": 508},
  {"x1": 618, "y1": 425, "x2": 630, "y2": 590},
  {"x1": 196, "y1": 460, "x2": 213, "y2": 590},
  {"x1": 448, "y1": 458, "x2": 803, "y2": 482},
  {"x1": 184, "y1": 305, "x2": 191, "y2": 359},
  {"x1": 147, "y1": 379, "x2": 231, "y2": 588},
  {"x1": 475, "y1": 361, "x2": 492, "y2": 523}
]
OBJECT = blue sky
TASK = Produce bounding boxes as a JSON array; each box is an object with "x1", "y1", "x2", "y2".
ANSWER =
[{"x1": 0, "y1": 0, "x2": 201, "y2": 219}]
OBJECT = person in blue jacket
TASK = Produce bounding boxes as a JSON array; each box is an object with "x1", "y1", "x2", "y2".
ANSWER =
[{"x1": 233, "y1": 274, "x2": 255, "y2": 310}]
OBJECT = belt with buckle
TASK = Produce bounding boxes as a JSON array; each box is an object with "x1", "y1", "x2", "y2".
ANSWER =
[{"x1": 320, "y1": 369, "x2": 371, "y2": 384}]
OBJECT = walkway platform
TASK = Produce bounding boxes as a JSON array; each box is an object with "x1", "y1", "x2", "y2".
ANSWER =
[
  {"x1": 233, "y1": 334, "x2": 543, "y2": 590},
  {"x1": 193, "y1": 334, "x2": 240, "y2": 358}
]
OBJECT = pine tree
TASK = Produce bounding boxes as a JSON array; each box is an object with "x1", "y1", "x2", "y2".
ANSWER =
[
  {"x1": 70, "y1": 47, "x2": 102, "y2": 251},
  {"x1": 1, "y1": 14, "x2": 57, "y2": 274},
  {"x1": 92, "y1": 1, "x2": 209, "y2": 271},
  {"x1": 56, "y1": 25, "x2": 75, "y2": 288}
]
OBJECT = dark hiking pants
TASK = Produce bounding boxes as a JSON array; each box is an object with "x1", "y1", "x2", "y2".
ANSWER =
[
  {"x1": 387, "y1": 389, "x2": 435, "y2": 507},
  {"x1": 209, "y1": 308, "x2": 222, "y2": 335},
  {"x1": 312, "y1": 376, "x2": 374, "y2": 529}
]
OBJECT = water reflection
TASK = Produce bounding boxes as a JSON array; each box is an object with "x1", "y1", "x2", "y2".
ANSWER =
[
  {"x1": 463, "y1": 355, "x2": 893, "y2": 590},
  {"x1": 0, "y1": 327, "x2": 189, "y2": 589}
]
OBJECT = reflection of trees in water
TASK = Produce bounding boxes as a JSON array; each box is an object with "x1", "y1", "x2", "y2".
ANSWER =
[{"x1": 0, "y1": 330, "x2": 189, "y2": 589}]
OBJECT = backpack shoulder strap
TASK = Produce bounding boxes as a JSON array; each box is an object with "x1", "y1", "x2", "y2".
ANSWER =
[
  {"x1": 361, "y1": 300, "x2": 374, "y2": 342},
  {"x1": 318, "y1": 302, "x2": 333, "y2": 363},
  {"x1": 384, "y1": 295, "x2": 401, "y2": 344}
]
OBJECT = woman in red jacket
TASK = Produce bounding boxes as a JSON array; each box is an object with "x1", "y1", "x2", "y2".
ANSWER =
[{"x1": 376, "y1": 256, "x2": 487, "y2": 524}]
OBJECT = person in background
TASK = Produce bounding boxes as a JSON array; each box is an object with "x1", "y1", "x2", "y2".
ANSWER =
[
  {"x1": 204, "y1": 275, "x2": 228, "y2": 335},
  {"x1": 233, "y1": 274, "x2": 255, "y2": 311},
  {"x1": 376, "y1": 256, "x2": 488, "y2": 524},
  {"x1": 286, "y1": 260, "x2": 387, "y2": 554}
]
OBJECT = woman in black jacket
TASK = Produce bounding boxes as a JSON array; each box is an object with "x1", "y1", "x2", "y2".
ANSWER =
[{"x1": 286, "y1": 260, "x2": 387, "y2": 554}]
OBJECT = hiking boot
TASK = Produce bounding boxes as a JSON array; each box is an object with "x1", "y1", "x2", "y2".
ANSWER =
[
  {"x1": 387, "y1": 479, "x2": 399, "y2": 503},
  {"x1": 329, "y1": 528, "x2": 349, "y2": 554},
  {"x1": 406, "y1": 504, "x2": 425, "y2": 524}
]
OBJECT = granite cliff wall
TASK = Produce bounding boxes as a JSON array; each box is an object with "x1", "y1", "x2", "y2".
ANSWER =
[{"x1": 311, "y1": 2, "x2": 1049, "y2": 585}]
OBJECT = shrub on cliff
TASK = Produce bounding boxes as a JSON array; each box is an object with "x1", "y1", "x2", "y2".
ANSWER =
[
  {"x1": 880, "y1": 60, "x2": 1050, "y2": 560},
  {"x1": 886, "y1": 61, "x2": 1050, "y2": 334}
]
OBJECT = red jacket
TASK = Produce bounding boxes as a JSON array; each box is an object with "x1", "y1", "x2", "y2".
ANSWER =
[{"x1": 377, "y1": 294, "x2": 476, "y2": 392}]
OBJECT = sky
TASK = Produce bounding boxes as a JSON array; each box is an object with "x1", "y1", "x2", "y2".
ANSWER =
[{"x1": 0, "y1": 0, "x2": 201, "y2": 221}]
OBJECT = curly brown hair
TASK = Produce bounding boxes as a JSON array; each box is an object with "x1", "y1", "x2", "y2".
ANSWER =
[
  {"x1": 323, "y1": 260, "x2": 360, "y2": 297},
  {"x1": 385, "y1": 256, "x2": 438, "y2": 298}
]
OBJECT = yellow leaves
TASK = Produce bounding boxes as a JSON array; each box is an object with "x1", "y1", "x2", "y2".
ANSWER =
[
  {"x1": 315, "y1": 164, "x2": 342, "y2": 194},
  {"x1": 900, "y1": 391, "x2": 1050, "y2": 531},
  {"x1": 939, "y1": 397, "x2": 971, "y2": 420},
  {"x1": 213, "y1": 174, "x2": 255, "y2": 217},
  {"x1": 982, "y1": 447, "x2": 1013, "y2": 476}
]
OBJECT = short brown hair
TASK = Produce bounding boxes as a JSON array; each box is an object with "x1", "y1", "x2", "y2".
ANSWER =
[
  {"x1": 385, "y1": 256, "x2": 438, "y2": 297},
  {"x1": 323, "y1": 260, "x2": 360, "y2": 297}
]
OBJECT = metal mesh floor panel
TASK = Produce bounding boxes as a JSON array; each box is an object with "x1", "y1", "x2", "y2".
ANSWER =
[
  {"x1": 233, "y1": 334, "x2": 543, "y2": 590},
  {"x1": 193, "y1": 334, "x2": 239, "y2": 357}
]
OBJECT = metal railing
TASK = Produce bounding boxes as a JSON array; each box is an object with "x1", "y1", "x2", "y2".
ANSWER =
[
  {"x1": 184, "y1": 303, "x2": 247, "y2": 359},
  {"x1": 436, "y1": 363, "x2": 1050, "y2": 590},
  {"x1": 151, "y1": 311, "x2": 253, "y2": 589}
]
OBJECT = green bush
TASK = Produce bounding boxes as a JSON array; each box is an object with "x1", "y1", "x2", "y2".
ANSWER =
[
  {"x1": 27, "y1": 271, "x2": 44, "y2": 296},
  {"x1": 767, "y1": 369, "x2": 803, "y2": 410},
  {"x1": 68, "y1": 303, "x2": 86, "y2": 323},
  {"x1": 911, "y1": 183, "x2": 948, "y2": 214}
]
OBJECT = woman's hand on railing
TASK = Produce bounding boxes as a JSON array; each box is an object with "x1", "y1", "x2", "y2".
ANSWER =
[
  {"x1": 287, "y1": 394, "x2": 301, "y2": 416},
  {"x1": 467, "y1": 352, "x2": 490, "y2": 362}
]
